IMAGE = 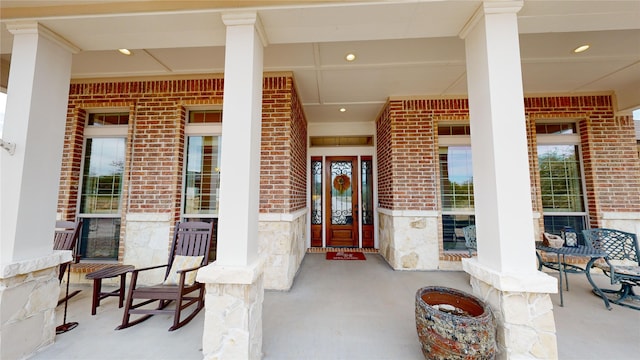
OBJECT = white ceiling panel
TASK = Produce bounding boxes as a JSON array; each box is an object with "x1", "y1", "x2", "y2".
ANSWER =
[
  {"x1": 518, "y1": 0, "x2": 640, "y2": 33},
  {"x1": 577, "y1": 62, "x2": 640, "y2": 93},
  {"x1": 520, "y1": 30, "x2": 640, "y2": 59},
  {"x1": 71, "y1": 50, "x2": 169, "y2": 77},
  {"x1": 289, "y1": 69, "x2": 321, "y2": 104},
  {"x1": 264, "y1": 43, "x2": 317, "y2": 69},
  {"x1": 39, "y1": 12, "x2": 226, "y2": 51},
  {"x1": 521, "y1": 60, "x2": 635, "y2": 93},
  {"x1": 148, "y1": 47, "x2": 225, "y2": 73},
  {"x1": 319, "y1": 65, "x2": 466, "y2": 103},
  {"x1": 317, "y1": 37, "x2": 465, "y2": 67},
  {"x1": 304, "y1": 103, "x2": 383, "y2": 124}
]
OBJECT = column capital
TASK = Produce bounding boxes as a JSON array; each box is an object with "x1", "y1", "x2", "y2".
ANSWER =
[
  {"x1": 221, "y1": 12, "x2": 268, "y2": 47},
  {"x1": 459, "y1": 0, "x2": 523, "y2": 39},
  {"x1": 5, "y1": 21, "x2": 81, "y2": 54}
]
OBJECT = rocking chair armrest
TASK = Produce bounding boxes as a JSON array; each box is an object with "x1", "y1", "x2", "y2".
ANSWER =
[
  {"x1": 175, "y1": 264, "x2": 205, "y2": 275},
  {"x1": 131, "y1": 264, "x2": 169, "y2": 274},
  {"x1": 174, "y1": 264, "x2": 206, "y2": 287}
]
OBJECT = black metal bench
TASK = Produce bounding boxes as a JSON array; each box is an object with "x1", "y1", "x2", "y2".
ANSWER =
[{"x1": 583, "y1": 228, "x2": 640, "y2": 310}]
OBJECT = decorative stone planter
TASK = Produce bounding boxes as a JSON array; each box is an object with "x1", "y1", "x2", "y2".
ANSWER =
[{"x1": 415, "y1": 286, "x2": 497, "y2": 360}]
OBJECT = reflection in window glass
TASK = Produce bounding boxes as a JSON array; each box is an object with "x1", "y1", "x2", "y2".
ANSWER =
[
  {"x1": 439, "y1": 145, "x2": 474, "y2": 251},
  {"x1": 439, "y1": 146, "x2": 474, "y2": 211},
  {"x1": 88, "y1": 113, "x2": 129, "y2": 126},
  {"x1": 184, "y1": 136, "x2": 221, "y2": 215},
  {"x1": 538, "y1": 145, "x2": 584, "y2": 212},
  {"x1": 80, "y1": 218, "x2": 121, "y2": 260},
  {"x1": 538, "y1": 144, "x2": 587, "y2": 241},
  {"x1": 79, "y1": 136, "x2": 125, "y2": 260},
  {"x1": 80, "y1": 138, "x2": 125, "y2": 213}
]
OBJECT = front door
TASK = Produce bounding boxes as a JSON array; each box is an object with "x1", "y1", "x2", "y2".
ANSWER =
[{"x1": 326, "y1": 156, "x2": 359, "y2": 247}]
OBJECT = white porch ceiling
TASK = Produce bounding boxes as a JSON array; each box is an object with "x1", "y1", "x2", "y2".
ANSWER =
[{"x1": 1, "y1": 1, "x2": 639, "y2": 124}]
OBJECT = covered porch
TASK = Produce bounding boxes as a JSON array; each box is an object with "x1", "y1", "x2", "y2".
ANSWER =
[
  {"x1": 34, "y1": 253, "x2": 640, "y2": 359},
  {"x1": 1, "y1": 1, "x2": 639, "y2": 359}
]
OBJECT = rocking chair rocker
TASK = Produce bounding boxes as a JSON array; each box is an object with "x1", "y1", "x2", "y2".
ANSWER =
[{"x1": 116, "y1": 221, "x2": 214, "y2": 331}]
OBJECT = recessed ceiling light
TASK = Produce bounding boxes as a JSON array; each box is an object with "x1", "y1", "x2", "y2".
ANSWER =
[
  {"x1": 345, "y1": 53, "x2": 356, "y2": 62},
  {"x1": 339, "y1": 107, "x2": 347, "y2": 113},
  {"x1": 573, "y1": 45, "x2": 590, "y2": 53},
  {"x1": 118, "y1": 48, "x2": 132, "y2": 56}
]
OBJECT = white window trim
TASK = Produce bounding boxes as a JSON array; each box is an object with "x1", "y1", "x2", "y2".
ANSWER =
[
  {"x1": 181, "y1": 109, "x2": 223, "y2": 220},
  {"x1": 536, "y1": 121, "x2": 589, "y2": 228}
]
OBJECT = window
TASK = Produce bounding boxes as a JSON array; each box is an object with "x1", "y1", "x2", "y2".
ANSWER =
[
  {"x1": 537, "y1": 122, "x2": 587, "y2": 241},
  {"x1": 182, "y1": 110, "x2": 222, "y2": 261},
  {"x1": 78, "y1": 112, "x2": 128, "y2": 260},
  {"x1": 184, "y1": 136, "x2": 221, "y2": 216},
  {"x1": 183, "y1": 110, "x2": 222, "y2": 218},
  {"x1": 438, "y1": 124, "x2": 475, "y2": 251}
]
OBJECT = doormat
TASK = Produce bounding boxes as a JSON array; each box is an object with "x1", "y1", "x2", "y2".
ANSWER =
[{"x1": 326, "y1": 251, "x2": 366, "y2": 260}]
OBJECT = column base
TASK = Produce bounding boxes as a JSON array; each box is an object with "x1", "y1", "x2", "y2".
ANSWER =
[
  {"x1": 462, "y1": 258, "x2": 559, "y2": 359},
  {"x1": 0, "y1": 251, "x2": 70, "y2": 359},
  {"x1": 197, "y1": 258, "x2": 265, "y2": 360}
]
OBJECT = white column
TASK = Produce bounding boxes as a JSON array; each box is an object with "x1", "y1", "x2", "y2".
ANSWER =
[
  {"x1": 197, "y1": 12, "x2": 267, "y2": 360},
  {"x1": 460, "y1": 3, "x2": 558, "y2": 359},
  {"x1": 0, "y1": 22, "x2": 78, "y2": 360},
  {"x1": 216, "y1": 12, "x2": 266, "y2": 267},
  {"x1": 1, "y1": 22, "x2": 77, "y2": 263},
  {"x1": 462, "y1": 0, "x2": 537, "y2": 274}
]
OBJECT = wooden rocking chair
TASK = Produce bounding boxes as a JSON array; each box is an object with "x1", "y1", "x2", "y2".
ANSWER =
[
  {"x1": 54, "y1": 220, "x2": 83, "y2": 333},
  {"x1": 116, "y1": 221, "x2": 214, "y2": 331},
  {"x1": 54, "y1": 220, "x2": 83, "y2": 305},
  {"x1": 54, "y1": 220, "x2": 83, "y2": 282}
]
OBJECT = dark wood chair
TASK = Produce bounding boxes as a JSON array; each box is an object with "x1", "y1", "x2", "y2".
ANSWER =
[
  {"x1": 582, "y1": 228, "x2": 640, "y2": 310},
  {"x1": 116, "y1": 221, "x2": 214, "y2": 331},
  {"x1": 54, "y1": 220, "x2": 82, "y2": 282}
]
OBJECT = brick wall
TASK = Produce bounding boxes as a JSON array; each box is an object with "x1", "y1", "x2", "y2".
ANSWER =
[
  {"x1": 57, "y1": 107, "x2": 86, "y2": 221},
  {"x1": 59, "y1": 74, "x2": 306, "y2": 260},
  {"x1": 376, "y1": 99, "x2": 468, "y2": 211},
  {"x1": 289, "y1": 77, "x2": 308, "y2": 212},
  {"x1": 376, "y1": 103, "x2": 392, "y2": 209},
  {"x1": 524, "y1": 95, "x2": 640, "y2": 227},
  {"x1": 260, "y1": 75, "x2": 307, "y2": 213},
  {"x1": 377, "y1": 94, "x2": 640, "y2": 227}
]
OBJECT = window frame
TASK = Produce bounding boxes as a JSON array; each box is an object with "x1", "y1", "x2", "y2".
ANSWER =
[
  {"x1": 181, "y1": 109, "x2": 223, "y2": 221},
  {"x1": 77, "y1": 110, "x2": 129, "y2": 261},
  {"x1": 536, "y1": 120, "x2": 589, "y2": 235},
  {"x1": 438, "y1": 123, "x2": 476, "y2": 251}
]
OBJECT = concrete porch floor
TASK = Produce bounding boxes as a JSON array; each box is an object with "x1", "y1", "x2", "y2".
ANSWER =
[{"x1": 31, "y1": 253, "x2": 640, "y2": 360}]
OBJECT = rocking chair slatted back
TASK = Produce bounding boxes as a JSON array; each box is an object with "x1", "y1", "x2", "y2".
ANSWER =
[
  {"x1": 165, "y1": 221, "x2": 214, "y2": 279},
  {"x1": 54, "y1": 220, "x2": 82, "y2": 282}
]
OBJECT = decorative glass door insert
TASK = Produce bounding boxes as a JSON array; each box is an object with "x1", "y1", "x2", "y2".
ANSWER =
[{"x1": 326, "y1": 157, "x2": 359, "y2": 247}]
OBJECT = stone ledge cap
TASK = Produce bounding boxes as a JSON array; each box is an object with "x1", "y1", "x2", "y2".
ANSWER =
[
  {"x1": 197, "y1": 256, "x2": 265, "y2": 285},
  {"x1": 0, "y1": 251, "x2": 71, "y2": 278},
  {"x1": 462, "y1": 257, "x2": 557, "y2": 293}
]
